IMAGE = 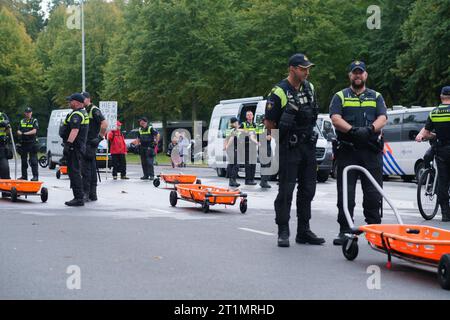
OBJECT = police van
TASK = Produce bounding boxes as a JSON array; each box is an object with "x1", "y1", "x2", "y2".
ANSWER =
[
  {"x1": 46, "y1": 109, "x2": 111, "y2": 169},
  {"x1": 382, "y1": 106, "x2": 434, "y2": 181},
  {"x1": 207, "y1": 97, "x2": 334, "y2": 182}
]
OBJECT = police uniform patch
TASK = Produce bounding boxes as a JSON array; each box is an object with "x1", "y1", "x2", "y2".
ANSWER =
[
  {"x1": 304, "y1": 56, "x2": 309, "y2": 61},
  {"x1": 72, "y1": 116, "x2": 79, "y2": 124},
  {"x1": 355, "y1": 61, "x2": 360, "y2": 65}
]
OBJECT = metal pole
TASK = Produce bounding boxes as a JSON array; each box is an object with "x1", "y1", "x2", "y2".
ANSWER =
[
  {"x1": 81, "y1": 0, "x2": 86, "y2": 92},
  {"x1": 8, "y1": 127, "x2": 17, "y2": 180}
]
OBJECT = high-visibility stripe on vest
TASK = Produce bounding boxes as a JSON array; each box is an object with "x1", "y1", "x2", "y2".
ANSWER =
[
  {"x1": 139, "y1": 126, "x2": 153, "y2": 135},
  {"x1": 0, "y1": 113, "x2": 7, "y2": 137},
  {"x1": 337, "y1": 90, "x2": 380, "y2": 108},
  {"x1": 270, "y1": 82, "x2": 315, "y2": 109},
  {"x1": 88, "y1": 105, "x2": 99, "y2": 119},
  {"x1": 63, "y1": 110, "x2": 90, "y2": 125},
  {"x1": 20, "y1": 119, "x2": 36, "y2": 129},
  {"x1": 430, "y1": 105, "x2": 450, "y2": 123}
]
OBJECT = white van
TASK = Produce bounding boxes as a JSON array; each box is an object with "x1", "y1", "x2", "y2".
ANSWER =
[
  {"x1": 46, "y1": 109, "x2": 111, "y2": 169},
  {"x1": 207, "y1": 97, "x2": 334, "y2": 182}
]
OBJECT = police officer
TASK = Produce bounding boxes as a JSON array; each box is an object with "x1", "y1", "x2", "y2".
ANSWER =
[
  {"x1": 17, "y1": 107, "x2": 39, "y2": 181},
  {"x1": 240, "y1": 111, "x2": 258, "y2": 185},
  {"x1": 60, "y1": 93, "x2": 89, "y2": 206},
  {"x1": 133, "y1": 117, "x2": 160, "y2": 180},
  {"x1": 415, "y1": 86, "x2": 450, "y2": 222},
  {"x1": 0, "y1": 111, "x2": 11, "y2": 180},
  {"x1": 224, "y1": 117, "x2": 242, "y2": 187},
  {"x1": 81, "y1": 92, "x2": 107, "y2": 202},
  {"x1": 265, "y1": 53, "x2": 325, "y2": 247},
  {"x1": 330, "y1": 61, "x2": 388, "y2": 245},
  {"x1": 256, "y1": 116, "x2": 272, "y2": 189}
]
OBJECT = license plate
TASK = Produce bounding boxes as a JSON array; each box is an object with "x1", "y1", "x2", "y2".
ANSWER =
[{"x1": 96, "y1": 156, "x2": 108, "y2": 161}]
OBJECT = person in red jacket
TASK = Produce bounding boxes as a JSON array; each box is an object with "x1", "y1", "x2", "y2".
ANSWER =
[{"x1": 107, "y1": 121, "x2": 129, "y2": 180}]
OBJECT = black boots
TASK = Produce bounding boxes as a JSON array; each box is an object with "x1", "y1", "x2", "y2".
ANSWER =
[
  {"x1": 259, "y1": 176, "x2": 271, "y2": 188},
  {"x1": 229, "y1": 178, "x2": 240, "y2": 187},
  {"x1": 30, "y1": 176, "x2": 38, "y2": 181},
  {"x1": 245, "y1": 180, "x2": 257, "y2": 185},
  {"x1": 65, "y1": 198, "x2": 84, "y2": 206},
  {"x1": 89, "y1": 189, "x2": 98, "y2": 201},
  {"x1": 277, "y1": 224, "x2": 290, "y2": 247},
  {"x1": 442, "y1": 210, "x2": 450, "y2": 222},
  {"x1": 296, "y1": 223, "x2": 325, "y2": 245}
]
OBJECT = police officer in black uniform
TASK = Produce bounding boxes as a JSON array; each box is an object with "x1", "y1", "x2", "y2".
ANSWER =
[
  {"x1": 224, "y1": 117, "x2": 242, "y2": 187},
  {"x1": 60, "y1": 93, "x2": 89, "y2": 206},
  {"x1": 265, "y1": 53, "x2": 325, "y2": 247},
  {"x1": 415, "y1": 86, "x2": 450, "y2": 222},
  {"x1": 133, "y1": 117, "x2": 160, "y2": 180},
  {"x1": 81, "y1": 92, "x2": 107, "y2": 202},
  {"x1": 17, "y1": 107, "x2": 39, "y2": 181},
  {"x1": 257, "y1": 115, "x2": 272, "y2": 189},
  {"x1": 0, "y1": 111, "x2": 11, "y2": 180},
  {"x1": 329, "y1": 61, "x2": 388, "y2": 245},
  {"x1": 240, "y1": 111, "x2": 258, "y2": 185}
]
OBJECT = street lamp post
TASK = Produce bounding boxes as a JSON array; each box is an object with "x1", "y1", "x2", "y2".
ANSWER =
[{"x1": 81, "y1": 0, "x2": 86, "y2": 92}]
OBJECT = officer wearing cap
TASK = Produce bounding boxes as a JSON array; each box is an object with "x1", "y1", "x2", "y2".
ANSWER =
[
  {"x1": 0, "y1": 111, "x2": 11, "y2": 180},
  {"x1": 132, "y1": 117, "x2": 160, "y2": 180},
  {"x1": 265, "y1": 53, "x2": 325, "y2": 247},
  {"x1": 329, "y1": 61, "x2": 388, "y2": 245},
  {"x1": 81, "y1": 92, "x2": 107, "y2": 202},
  {"x1": 60, "y1": 93, "x2": 89, "y2": 206},
  {"x1": 17, "y1": 107, "x2": 39, "y2": 181},
  {"x1": 224, "y1": 117, "x2": 242, "y2": 187},
  {"x1": 415, "y1": 86, "x2": 450, "y2": 222}
]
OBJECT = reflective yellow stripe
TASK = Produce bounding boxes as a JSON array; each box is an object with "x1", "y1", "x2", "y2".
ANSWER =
[
  {"x1": 64, "y1": 111, "x2": 89, "y2": 125},
  {"x1": 361, "y1": 101, "x2": 377, "y2": 107},
  {"x1": 88, "y1": 106, "x2": 99, "y2": 119},
  {"x1": 139, "y1": 126, "x2": 153, "y2": 135},
  {"x1": 272, "y1": 86, "x2": 288, "y2": 108}
]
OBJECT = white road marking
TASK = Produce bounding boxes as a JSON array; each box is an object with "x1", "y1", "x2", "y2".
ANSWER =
[{"x1": 239, "y1": 227, "x2": 274, "y2": 236}]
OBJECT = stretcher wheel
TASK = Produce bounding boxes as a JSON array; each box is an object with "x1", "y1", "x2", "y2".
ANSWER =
[
  {"x1": 239, "y1": 199, "x2": 247, "y2": 214},
  {"x1": 56, "y1": 170, "x2": 61, "y2": 179},
  {"x1": 196, "y1": 179, "x2": 202, "y2": 185},
  {"x1": 10, "y1": 187, "x2": 18, "y2": 202},
  {"x1": 169, "y1": 191, "x2": 177, "y2": 207},
  {"x1": 153, "y1": 178, "x2": 161, "y2": 188},
  {"x1": 438, "y1": 254, "x2": 450, "y2": 290},
  {"x1": 40, "y1": 187, "x2": 48, "y2": 203},
  {"x1": 342, "y1": 237, "x2": 359, "y2": 261},
  {"x1": 202, "y1": 200, "x2": 210, "y2": 213}
]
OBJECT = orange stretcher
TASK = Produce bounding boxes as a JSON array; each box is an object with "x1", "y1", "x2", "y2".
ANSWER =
[
  {"x1": 0, "y1": 127, "x2": 48, "y2": 203},
  {"x1": 153, "y1": 173, "x2": 201, "y2": 188},
  {"x1": 341, "y1": 165, "x2": 450, "y2": 290},
  {"x1": 56, "y1": 166, "x2": 68, "y2": 179},
  {"x1": 0, "y1": 179, "x2": 48, "y2": 202},
  {"x1": 170, "y1": 184, "x2": 247, "y2": 213}
]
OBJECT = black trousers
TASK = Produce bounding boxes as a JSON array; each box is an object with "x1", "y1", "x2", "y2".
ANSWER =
[
  {"x1": 436, "y1": 146, "x2": 450, "y2": 214},
  {"x1": 112, "y1": 154, "x2": 127, "y2": 177},
  {"x1": 82, "y1": 144, "x2": 98, "y2": 195},
  {"x1": 260, "y1": 140, "x2": 272, "y2": 180},
  {"x1": 20, "y1": 143, "x2": 38, "y2": 179},
  {"x1": 226, "y1": 146, "x2": 239, "y2": 179},
  {"x1": 274, "y1": 142, "x2": 317, "y2": 231},
  {"x1": 140, "y1": 146, "x2": 155, "y2": 178},
  {"x1": 68, "y1": 149, "x2": 84, "y2": 200},
  {"x1": 244, "y1": 141, "x2": 256, "y2": 181},
  {"x1": 0, "y1": 145, "x2": 11, "y2": 179},
  {"x1": 336, "y1": 155, "x2": 383, "y2": 231}
]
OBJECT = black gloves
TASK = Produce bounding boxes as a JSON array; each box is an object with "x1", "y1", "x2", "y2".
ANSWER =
[
  {"x1": 63, "y1": 142, "x2": 74, "y2": 157},
  {"x1": 349, "y1": 125, "x2": 374, "y2": 144},
  {"x1": 89, "y1": 135, "x2": 103, "y2": 147}
]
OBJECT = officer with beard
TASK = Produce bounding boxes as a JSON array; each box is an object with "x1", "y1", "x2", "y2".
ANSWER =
[{"x1": 329, "y1": 61, "x2": 388, "y2": 245}]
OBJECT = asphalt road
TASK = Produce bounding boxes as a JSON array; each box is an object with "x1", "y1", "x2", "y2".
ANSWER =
[{"x1": 1, "y1": 163, "x2": 449, "y2": 299}]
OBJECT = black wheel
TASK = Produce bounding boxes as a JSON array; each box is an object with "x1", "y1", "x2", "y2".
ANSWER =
[
  {"x1": 10, "y1": 187, "x2": 18, "y2": 202},
  {"x1": 202, "y1": 200, "x2": 210, "y2": 213},
  {"x1": 342, "y1": 237, "x2": 359, "y2": 261},
  {"x1": 153, "y1": 178, "x2": 161, "y2": 188},
  {"x1": 317, "y1": 170, "x2": 329, "y2": 183},
  {"x1": 38, "y1": 155, "x2": 48, "y2": 168},
  {"x1": 56, "y1": 170, "x2": 61, "y2": 179},
  {"x1": 169, "y1": 191, "x2": 177, "y2": 207},
  {"x1": 196, "y1": 179, "x2": 202, "y2": 185},
  {"x1": 40, "y1": 187, "x2": 48, "y2": 203},
  {"x1": 239, "y1": 199, "x2": 247, "y2": 214},
  {"x1": 438, "y1": 254, "x2": 450, "y2": 290},
  {"x1": 417, "y1": 168, "x2": 439, "y2": 220}
]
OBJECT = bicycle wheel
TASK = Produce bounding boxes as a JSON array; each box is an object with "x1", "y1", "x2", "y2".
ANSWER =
[{"x1": 417, "y1": 168, "x2": 439, "y2": 220}]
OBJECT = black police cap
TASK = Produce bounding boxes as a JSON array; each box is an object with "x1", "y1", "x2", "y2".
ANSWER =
[
  {"x1": 288, "y1": 53, "x2": 315, "y2": 68},
  {"x1": 24, "y1": 107, "x2": 32, "y2": 113},
  {"x1": 66, "y1": 93, "x2": 85, "y2": 103},
  {"x1": 349, "y1": 60, "x2": 366, "y2": 72},
  {"x1": 441, "y1": 86, "x2": 450, "y2": 96},
  {"x1": 138, "y1": 116, "x2": 148, "y2": 122},
  {"x1": 81, "y1": 91, "x2": 90, "y2": 99}
]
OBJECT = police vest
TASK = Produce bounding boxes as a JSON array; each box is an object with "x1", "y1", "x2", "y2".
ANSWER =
[
  {"x1": 19, "y1": 118, "x2": 38, "y2": 143},
  {"x1": 225, "y1": 127, "x2": 241, "y2": 138},
  {"x1": 60, "y1": 109, "x2": 90, "y2": 141},
  {"x1": 87, "y1": 105, "x2": 102, "y2": 139},
  {"x1": 139, "y1": 126, "x2": 155, "y2": 147},
  {"x1": 429, "y1": 104, "x2": 450, "y2": 143},
  {"x1": 0, "y1": 112, "x2": 7, "y2": 138},
  {"x1": 270, "y1": 80, "x2": 318, "y2": 131},
  {"x1": 336, "y1": 89, "x2": 380, "y2": 128},
  {"x1": 242, "y1": 122, "x2": 256, "y2": 132}
]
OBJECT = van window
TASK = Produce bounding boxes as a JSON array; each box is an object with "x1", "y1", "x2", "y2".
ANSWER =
[
  {"x1": 384, "y1": 113, "x2": 402, "y2": 142},
  {"x1": 218, "y1": 116, "x2": 234, "y2": 138},
  {"x1": 239, "y1": 104, "x2": 257, "y2": 123},
  {"x1": 322, "y1": 120, "x2": 335, "y2": 138},
  {"x1": 402, "y1": 111, "x2": 428, "y2": 141}
]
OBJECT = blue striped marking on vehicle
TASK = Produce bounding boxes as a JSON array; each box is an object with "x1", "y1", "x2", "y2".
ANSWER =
[
  {"x1": 383, "y1": 163, "x2": 393, "y2": 175},
  {"x1": 386, "y1": 151, "x2": 406, "y2": 175},
  {"x1": 383, "y1": 153, "x2": 400, "y2": 175}
]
